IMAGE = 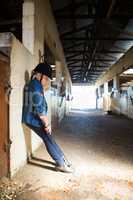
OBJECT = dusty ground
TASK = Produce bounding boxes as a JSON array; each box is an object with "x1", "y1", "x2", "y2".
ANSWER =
[{"x1": 13, "y1": 110, "x2": 133, "y2": 200}]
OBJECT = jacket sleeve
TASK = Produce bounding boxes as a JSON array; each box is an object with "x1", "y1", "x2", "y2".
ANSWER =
[{"x1": 32, "y1": 91, "x2": 48, "y2": 116}]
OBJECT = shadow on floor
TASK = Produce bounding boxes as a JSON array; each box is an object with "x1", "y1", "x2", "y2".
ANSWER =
[
  {"x1": 30, "y1": 155, "x2": 56, "y2": 166},
  {"x1": 28, "y1": 157, "x2": 57, "y2": 172}
]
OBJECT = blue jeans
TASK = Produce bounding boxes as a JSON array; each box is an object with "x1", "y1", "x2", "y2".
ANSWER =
[{"x1": 26, "y1": 124, "x2": 65, "y2": 166}]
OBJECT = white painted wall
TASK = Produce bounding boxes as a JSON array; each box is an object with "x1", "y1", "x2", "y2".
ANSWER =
[
  {"x1": 8, "y1": 0, "x2": 72, "y2": 177},
  {"x1": 10, "y1": 37, "x2": 43, "y2": 176}
]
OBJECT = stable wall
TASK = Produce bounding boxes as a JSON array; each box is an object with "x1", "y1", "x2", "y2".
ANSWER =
[
  {"x1": 96, "y1": 46, "x2": 133, "y2": 119},
  {"x1": 97, "y1": 85, "x2": 133, "y2": 119},
  {"x1": 9, "y1": 35, "x2": 70, "y2": 177},
  {"x1": 9, "y1": 36, "x2": 43, "y2": 177},
  {"x1": 2, "y1": 0, "x2": 72, "y2": 177}
]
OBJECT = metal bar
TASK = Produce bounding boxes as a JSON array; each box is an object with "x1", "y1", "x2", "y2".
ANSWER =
[
  {"x1": 67, "y1": 60, "x2": 81, "y2": 65},
  {"x1": 71, "y1": 74, "x2": 81, "y2": 76},
  {"x1": 69, "y1": 68, "x2": 82, "y2": 71},
  {"x1": 67, "y1": 59, "x2": 116, "y2": 62},
  {"x1": 64, "y1": 42, "x2": 84, "y2": 50},
  {"x1": 55, "y1": 14, "x2": 133, "y2": 19},
  {"x1": 66, "y1": 53, "x2": 81, "y2": 59},
  {"x1": 65, "y1": 50, "x2": 125, "y2": 54},
  {"x1": 68, "y1": 66, "x2": 82, "y2": 69},
  {"x1": 55, "y1": 14, "x2": 96, "y2": 19},
  {"x1": 88, "y1": 72, "x2": 102, "y2": 74},
  {"x1": 71, "y1": 72, "x2": 81, "y2": 75},
  {"x1": 90, "y1": 69, "x2": 106, "y2": 72},
  {"x1": 70, "y1": 68, "x2": 82, "y2": 71},
  {"x1": 106, "y1": 0, "x2": 116, "y2": 18},
  {"x1": 63, "y1": 37, "x2": 133, "y2": 41}
]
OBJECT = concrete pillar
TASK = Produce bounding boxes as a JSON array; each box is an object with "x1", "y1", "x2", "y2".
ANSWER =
[
  {"x1": 55, "y1": 61, "x2": 62, "y2": 90},
  {"x1": 113, "y1": 76, "x2": 120, "y2": 92},
  {"x1": 113, "y1": 76, "x2": 120, "y2": 99},
  {"x1": 103, "y1": 82, "x2": 111, "y2": 112},
  {"x1": 22, "y1": 0, "x2": 35, "y2": 54},
  {"x1": 96, "y1": 88, "x2": 98, "y2": 109},
  {"x1": 97, "y1": 86, "x2": 100, "y2": 97},
  {"x1": 104, "y1": 82, "x2": 108, "y2": 94},
  {"x1": 55, "y1": 61, "x2": 62, "y2": 125}
]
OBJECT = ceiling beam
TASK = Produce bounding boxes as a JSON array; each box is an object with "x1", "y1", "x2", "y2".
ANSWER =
[
  {"x1": 65, "y1": 50, "x2": 125, "y2": 54},
  {"x1": 68, "y1": 65, "x2": 81, "y2": 68},
  {"x1": 105, "y1": 21, "x2": 133, "y2": 37},
  {"x1": 55, "y1": 13, "x2": 133, "y2": 20},
  {"x1": 54, "y1": 0, "x2": 90, "y2": 13},
  {"x1": 71, "y1": 70, "x2": 81, "y2": 73},
  {"x1": 0, "y1": 19, "x2": 21, "y2": 26},
  {"x1": 67, "y1": 60, "x2": 82, "y2": 65},
  {"x1": 71, "y1": 74, "x2": 81, "y2": 77},
  {"x1": 67, "y1": 59, "x2": 116, "y2": 62},
  {"x1": 63, "y1": 37, "x2": 133, "y2": 41},
  {"x1": 66, "y1": 53, "x2": 81, "y2": 59},
  {"x1": 88, "y1": 72, "x2": 102, "y2": 74},
  {"x1": 55, "y1": 14, "x2": 133, "y2": 19},
  {"x1": 63, "y1": 42, "x2": 84, "y2": 50},
  {"x1": 96, "y1": 47, "x2": 133, "y2": 86},
  {"x1": 55, "y1": 14, "x2": 96, "y2": 19},
  {"x1": 70, "y1": 68, "x2": 82, "y2": 71},
  {"x1": 68, "y1": 65, "x2": 82, "y2": 67},
  {"x1": 61, "y1": 24, "x2": 92, "y2": 37}
]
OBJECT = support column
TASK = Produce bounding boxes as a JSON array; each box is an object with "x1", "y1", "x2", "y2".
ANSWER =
[
  {"x1": 113, "y1": 75, "x2": 120, "y2": 92},
  {"x1": 96, "y1": 88, "x2": 99, "y2": 109},
  {"x1": 113, "y1": 76, "x2": 120, "y2": 97},
  {"x1": 22, "y1": 0, "x2": 35, "y2": 54},
  {"x1": 104, "y1": 82, "x2": 108, "y2": 94},
  {"x1": 103, "y1": 82, "x2": 110, "y2": 112},
  {"x1": 55, "y1": 61, "x2": 62, "y2": 125}
]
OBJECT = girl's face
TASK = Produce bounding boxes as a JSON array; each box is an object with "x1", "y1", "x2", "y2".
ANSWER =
[
  {"x1": 35, "y1": 73, "x2": 51, "y2": 90},
  {"x1": 41, "y1": 75, "x2": 51, "y2": 90}
]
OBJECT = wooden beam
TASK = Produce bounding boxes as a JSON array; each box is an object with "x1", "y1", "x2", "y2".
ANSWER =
[{"x1": 96, "y1": 46, "x2": 133, "y2": 86}]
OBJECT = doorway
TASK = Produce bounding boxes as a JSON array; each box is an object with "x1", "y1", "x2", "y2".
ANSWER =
[
  {"x1": 71, "y1": 86, "x2": 96, "y2": 110},
  {"x1": 0, "y1": 58, "x2": 10, "y2": 178}
]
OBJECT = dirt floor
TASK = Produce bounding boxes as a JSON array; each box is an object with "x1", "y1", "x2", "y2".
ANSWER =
[{"x1": 13, "y1": 110, "x2": 133, "y2": 200}]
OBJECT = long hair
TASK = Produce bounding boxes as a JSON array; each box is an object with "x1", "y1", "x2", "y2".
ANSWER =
[
  {"x1": 30, "y1": 70, "x2": 44, "y2": 83},
  {"x1": 30, "y1": 70, "x2": 36, "y2": 80}
]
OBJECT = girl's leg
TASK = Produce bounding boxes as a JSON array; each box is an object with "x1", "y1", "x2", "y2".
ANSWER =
[{"x1": 27, "y1": 124, "x2": 65, "y2": 166}]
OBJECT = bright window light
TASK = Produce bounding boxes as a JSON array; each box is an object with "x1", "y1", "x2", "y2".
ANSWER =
[
  {"x1": 123, "y1": 69, "x2": 133, "y2": 74},
  {"x1": 71, "y1": 86, "x2": 96, "y2": 109}
]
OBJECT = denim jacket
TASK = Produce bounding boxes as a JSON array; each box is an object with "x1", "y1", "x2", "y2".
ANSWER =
[{"x1": 22, "y1": 78, "x2": 48, "y2": 127}]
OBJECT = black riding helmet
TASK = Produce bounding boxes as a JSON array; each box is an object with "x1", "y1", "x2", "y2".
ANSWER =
[{"x1": 33, "y1": 62, "x2": 52, "y2": 80}]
